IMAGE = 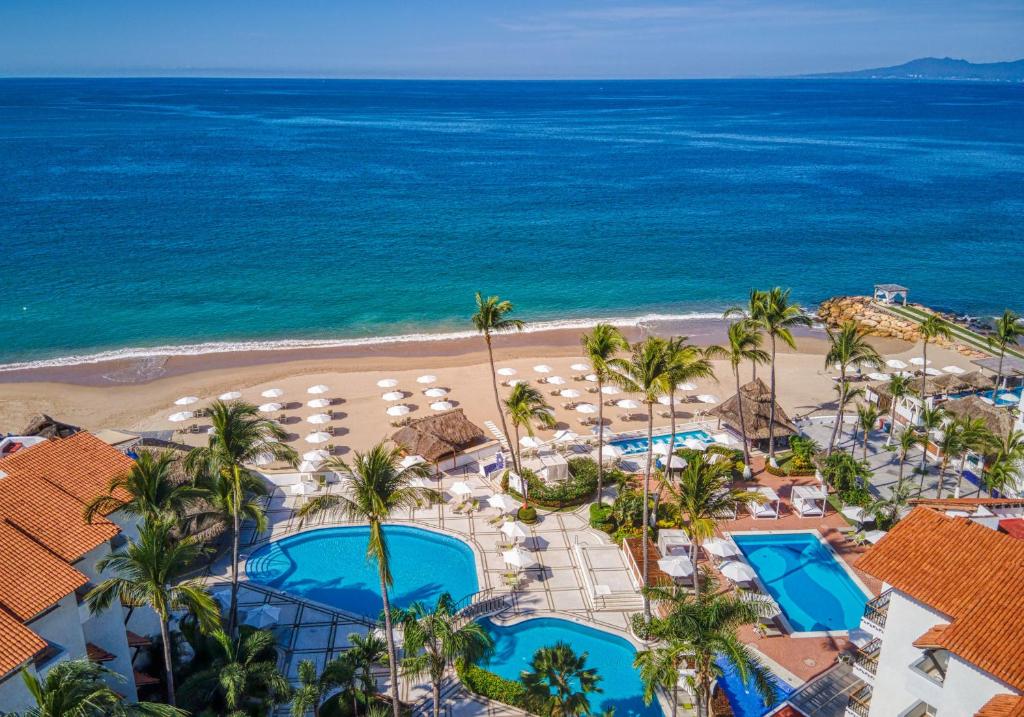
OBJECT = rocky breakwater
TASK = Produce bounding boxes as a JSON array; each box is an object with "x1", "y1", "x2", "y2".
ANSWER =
[{"x1": 817, "y1": 296, "x2": 987, "y2": 357}]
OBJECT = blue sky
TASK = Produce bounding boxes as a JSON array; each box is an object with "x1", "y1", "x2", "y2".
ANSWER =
[{"x1": 1, "y1": 0, "x2": 1021, "y2": 78}]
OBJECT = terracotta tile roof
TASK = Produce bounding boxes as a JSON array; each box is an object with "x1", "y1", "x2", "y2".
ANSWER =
[
  {"x1": 1000, "y1": 519, "x2": 1024, "y2": 541},
  {"x1": 0, "y1": 521, "x2": 88, "y2": 621},
  {"x1": 0, "y1": 610, "x2": 45, "y2": 676},
  {"x1": 912, "y1": 624, "x2": 950, "y2": 649},
  {"x1": 977, "y1": 695, "x2": 1024, "y2": 717},
  {"x1": 909, "y1": 497, "x2": 1024, "y2": 515},
  {"x1": 858, "y1": 507, "x2": 1024, "y2": 691}
]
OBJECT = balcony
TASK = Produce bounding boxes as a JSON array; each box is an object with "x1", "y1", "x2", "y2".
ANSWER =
[
  {"x1": 861, "y1": 591, "x2": 891, "y2": 636},
  {"x1": 845, "y1": 685, "x2": 873, "y2": 717},
  {"x1": 851, "y1": 639, "x2": 881, "y2": 683}
]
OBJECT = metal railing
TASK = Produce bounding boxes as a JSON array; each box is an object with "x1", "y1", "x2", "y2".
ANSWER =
[
  {"x1": 863, "y1": 591, "x2": 891, "y2": 630},
  {"x1": 853, "y1": 639, "x2": 881, "y2": 677},
  {"x1": 845, "y1": 686, "x2": 873, "y2": 717}
]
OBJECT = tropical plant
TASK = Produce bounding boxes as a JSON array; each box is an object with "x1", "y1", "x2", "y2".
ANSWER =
[
  {"x1": 947, "y1": 417, "x2": 994, "y2": 498},
  {"x1": 787, "y1": 435, "x2": 819, "y2": 471},
  {"x1": 291, "y1": 655, "x2": 359, "y2": 717},
  {"x1": 916, "y1": 405, "x2": 946, "y2": 485},
  {"x1": 399, "y1": 592, "x2": 494, "y2": 717},
  {"x1": 933, "y1": 418, "x2": 966, "y2": 500},
  {"x1": 348, "y1": 631, "x2": 388, "y2": 709},
  {"x1": 85, "y1": 519, "x2": 219, "y2": 707},
  {"x1": 855, "y1": 403, "x2": 881, "y2": 461},
  {"x1": 13, "y1": 659, "x2": 185, "y2": 717},
  {"x1": 633, "y1": 640, "x2": 690, "y2": 717},
  {"x1": 865, "y1": 477, "x2": 913, "y2": 530},
  {"x1": 705, "y1": 322, "x2": 769, "y2": 469},
  {"x1": 294, "y1": 442, "x2": 438, "y2": 717},
  {"x1": 187, "y1": 467, "x2": 270, "y2": 550},
  {"x1": 84, "y1": 449, "x2": 202, "y2": 526},
  {"x1": 660, "y1": 335, "x2": 716, "y2": 480},
  {"x1": 472, "y1": 292, "x2": 525, "y2": 464},
  {"x1": 185, "y1": 399, "x2": 296, "y2": 635},
  {"x1": 832, "y1": 382, "x2": 865, "y2": 451},
  {"x1": 883, "y1": 374, "x2": 914, "y2": 447},
  {"x1": 917, "y1": 315, "x2": 951, "y2": 417},
  {"x1": 820, "y1": 452, "x2": 872, "y2": 503},
  {"x1": 520, "y1": 642, "x2": 602, "y2": 717},
  {"x1": 608, "y1": 337, "x2": 673, "y2": 621},
  {"x1": 982, "y1": 429, "x2": 1024, "y2": 497},
  {"x1": 989, "y1": 310, "x2": 1024, "y2": 393},
  {"x1": 823, "y1": 322, "x2": 882, "y2": 455},
  {"x1": 581, "y1": 323, "x2": 629, "y2": 506},
  {"x1": 895, "y1": 428, "x2": 922, "y2": 484},
  {"x1": 177, "y1": 628, "x2": 290, "y2": 716},
  {"x1": 504, "y1": 382, "x2": 556, "y2": 475}
]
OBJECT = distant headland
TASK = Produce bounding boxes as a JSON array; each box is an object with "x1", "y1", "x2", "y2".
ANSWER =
[{"x1": 802, "y1": 57, "x2": 1024, "y2": 82}]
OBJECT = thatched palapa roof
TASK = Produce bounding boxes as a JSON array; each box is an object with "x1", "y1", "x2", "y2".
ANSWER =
[
  {"x1": 708, "y1": 378, "x2": 797, "y2": 440},
  {"x1": 941, "y1": 396, "x2": 1015, "y2": 438},
  {"x1": 870, "y1": 370, "x2": 993, "y2": 400},
  {"x1": 391, "y1": 408, "x2": 487, "y2": 463}
]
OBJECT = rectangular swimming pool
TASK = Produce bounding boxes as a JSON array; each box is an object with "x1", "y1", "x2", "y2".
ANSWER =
[
  {"x1": 610, "y1": 428, "x2": 713, "y2": 455},
  {"x1": 731, "y1": 532, "x2": 868, "y2": 633}
]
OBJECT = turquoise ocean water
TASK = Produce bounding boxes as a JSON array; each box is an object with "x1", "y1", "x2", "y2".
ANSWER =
[{"x1": 1, "y1": 79, "x2": 1022, "y2": 367}]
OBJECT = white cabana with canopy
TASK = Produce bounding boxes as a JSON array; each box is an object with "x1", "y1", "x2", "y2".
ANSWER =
[
  {"x1": 747, "y1": 485, "x2": 780, "y2": 519},
  {"x1": 657, "y1": 529, "x2": 692, "y2": 557},
  {"x1": 792, "y1": 484, "x2": 828, "y2": 516}
]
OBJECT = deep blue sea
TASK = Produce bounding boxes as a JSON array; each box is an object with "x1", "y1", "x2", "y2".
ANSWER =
[{"x1": 2, "y1": 78, "x2": 1022, "y2": 367}]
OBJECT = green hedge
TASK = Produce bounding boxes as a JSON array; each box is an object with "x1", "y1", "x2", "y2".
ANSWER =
[
  {"x1": 514, "y1": 458, "x2": 600, "y2": 508},
  {"x1": 518, "y1": 506, "x2": 538, "y2": 523},
  {"x1": 589, "y1": 503, "x2": 615, "y2": 531},
  {"x1": 457, "y1": 661, "x2": 526, "y2": 709}
]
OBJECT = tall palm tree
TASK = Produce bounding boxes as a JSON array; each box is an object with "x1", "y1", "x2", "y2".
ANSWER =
[
  {"x1": 472, "y1": 293, "x2": 525, "y2": 458},
  {"x1": 915, "y1": 406, "x2": 946, "y2": 493},
  {"x1": 86, "y1": 519, "x2": 220, "y2": 707},
  {"x1": 291, "y1": 656, "x2": 358, "y2": 717},
  {"x1": 348, "y1": 630, "x2": 388, "y2": 708},
  {"x1": 634, "y1": 638, "x2": 689, "y2": 717},
  {"x1": 950, "y1": 417, "x2": 994, "y2": 498},
  {"x1": 188, "y1": 467, "x2": 269, "y2": 548},
  {"x1": 732, "y1": 288, "x2": 811, "y2": 463},
  {"x1": 855, "y1": 403, "x2": 881, "y2": 462},
  {"x1": 13, "y1": 659, "x2": 185, "y2": 717},
  {"x1": 705, "y1": 322, "x2": 769, "y2": 471},
  {"x1": 833, "y1": 382, "x2": 865, "y2": 451},
  {"x1": 521, "y1": 642, "x2": 602, "y2": 717},
  {"x1": 608, "y1": 337, "x2": 673, "y2": 621},
  {"x1": 178, "y1": 628, "x2": 290, "y2": 716},
  {"x1": 661, "y1": 336, "x2": 716, "y2": 482},
  {"x1": 185, "y1": 400, "x2": 295, "y2": 635},
  {"x1": 917, "y1": 315, "x2": 951, "y2": 415},
  {"x1": 581, "y1": 323, "x2": 629, "y2": 506},
  {"x1": 933, "y1": 417, "x2": 967, "y2": 500},
  {"x1": 668, "y1": 454, "x2": 763, "y2": 594},
  {"x1": 895, "y1": 428, "x2": 922, "y2": 484},
  {"x1": 504, "y1": 382, "x2": 556, "y2": 475},
  {"x1": 84, "y1": 449, "x2": 203, "y2": 525},
  {"x1": 398, "y1": 593, "x2": 494, "y2": 717},
  {"x1": 989, "y1": 310, "x2": 1024, "y2": 393},
  {"x1": 983, "y1": 429, "x2": 1024, "y2": 497},
  {"x1": 883, "y1": 374, "x2": 914, "y2": 447},
  {"x1": 295, "y1": 442, "x2": 439, "y2": 717},
  {"x1": 823, "y1": 322, "x2": 882, "y2": 455}
]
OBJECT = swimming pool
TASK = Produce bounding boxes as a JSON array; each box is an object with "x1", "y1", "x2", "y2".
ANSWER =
[
  {"x1": 246, "y1": 525, "x2": 479, "y2": 617},
  {"x1": 950, "y1": 388, "x2": 1021, "y2": 406},
  {"x1": 610, "y1": 429, "x2": 714, "y2": 456},
  {"x1": 731, "y1": 532, "x2": 868, "y2": 633},
  {"x1": 478, "y1": 617, "x2": 661, "y2": 717},
  {"x1": 715, "y1": 655, "x2": 793, "y2": 717}
]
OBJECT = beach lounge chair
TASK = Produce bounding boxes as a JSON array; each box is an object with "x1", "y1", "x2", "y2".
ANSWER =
[{"x1": 747, "y1": 486, "x2": 780, "y2": 519}]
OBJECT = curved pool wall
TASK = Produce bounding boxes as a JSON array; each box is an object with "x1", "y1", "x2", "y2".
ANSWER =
[
  {"x1": 610, "y1": 429, "x2": 713, "y2": 456},
  {"x1": 478, "y1": 617, "x2": 661, "y2": 717},
  {"x1": 245, "y1": 525, "x2": 479, "y2": 618}
]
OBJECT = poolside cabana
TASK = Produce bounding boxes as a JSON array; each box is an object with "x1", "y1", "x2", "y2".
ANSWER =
[
  {"x1": 657, "y1": 529, "x2": 692, "y2": 557},
  {"x1": 792, "y1": 485, "x2": 827, "y2": 517},
  {"x1": 747, "y1": 486, "x2": 780, "y2": 520},
  {"x1": 707, "y1": 378, "x2": 798, "y2": 452},
  {"x1": 391, "y1": 408, "x2": 494, "y2": 469},
  {"x1": 941, "y1": 395, "x2": 1014, "y2": 437},
  {"x1": 873, "y1": 283, "x2": 908, "y2": 305}
]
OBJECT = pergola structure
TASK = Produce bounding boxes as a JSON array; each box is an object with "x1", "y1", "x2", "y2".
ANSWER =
[{"x1": 873, "y1": 283, "x2": 909, "y2": 305}]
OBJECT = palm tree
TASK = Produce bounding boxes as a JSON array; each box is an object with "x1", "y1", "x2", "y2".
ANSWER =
[
  {"x1": 608, "y1": 337, "x2": 673, "y2": 621},
  {"x1": 705, "y1": 323, "x2": 769, "y2": 471},
  {"x1": 883, "y1": 374, "x2": 914, "y2": 447},
  {"x1": 86, "y1": 519, "x2": 220, "y2": 707},
  {"x1": 917, "y1": 315, "x2": 951, "y2": 414},
  {"x1": 855, "y1": 403, "x2": 881, "y2": 462},
  {"x1": 933, "y1": 417, "x2": 967, "y2": 500},
  {"x1": 915, "y1": 406, "x2": 946, "y2": 493},
  {"x1": 472, "y1": 292, "x2": 525, "y2": 458},
  {"x1": 294, "y1": 442, "x2": 439, "y2": 717},
  {"x1": 348, "y1": 630, "x2": 388, "y2": 709},
  {"x1": 951, "y1": 418, "x2": 994, "y2": 498},
  {"x1": 178, "y1": 628, "x2": 290, "y2": 716},
  {"x1": 521, "y1": 642, "x2": 602, "y2": 717},
  {"x1": 14, "y1": 659, "x2": 185, "y2": 717},
  {"x1": 732, "y1": 288, "x2": 811, "y2": 463},
  {"x1": 823, "y1": 322, "x2": 882, "y2": 455},
  {"x1": 291, "y1": 656, "x2": 358, "y2": 717},
  {"x1": 865, "y1": 477, "x2": 913, "y2": 530},
  {"x1": 989, "y1": 310, "x2": 1024, "y2": 392},
  {"x1": 634, "y1": 640, "x2": 690, "y2": 717},
  {"x1": 983, "y1": 429, "x2": 1024, "y2": 497},
  {"x1": 895, "y1": 428, "x2": 922, "y2": 484},
  {"x1": 655, "y1": 593, "x2": 775, "y2": 717},
  {"x1": 581, "y1": 323, "x2": 629, "y2": 506},
  {"x1": 661, "y1": 336, "x2": 716, "y2": 482},
  {"x1": 84, "y1": 449, "x2": 203, "y2": 525},
  {"x1": 668, "y1": 454, "x2": 763, "y2": 594},
  {"x1": 504, "y1": 382, "x2": 556, "y2": 475},
  {"x1": 399, "y1": 593, "x2": 494, "y2": 717},
  {"x1": 188, "y1": 466, "x2": 270, "y2": 548},
  {"x1": 185, "y1": 399, "x2": 296, "y2": 635},
  {"x1": 833, "y1": 382, "x2": 865, "y2": 451}
]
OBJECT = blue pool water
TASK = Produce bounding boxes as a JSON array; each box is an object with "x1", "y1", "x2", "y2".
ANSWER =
[
  {"x1": 715, "y1": 656, "x2": 793, "y2": 717},
  {"x1": 732, "y1": 532, "x2": 868, "y2": 632},
  {"x1": 611, "y1": 429, "x2": 714, "y2": 456},
  {"x1": 478, "y1": 617, "x2": 660, "y2": 717},
  {"x1": 246, "y1": 525, "x2": 478, "y2": 617},
  {"x1": 950, "y1": 388, "x2": 1021, "y2": 406}
]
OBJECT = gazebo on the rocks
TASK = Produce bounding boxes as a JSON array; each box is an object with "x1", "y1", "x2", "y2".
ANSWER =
[
  {"x1": 707, "y1": 378, "x2": 798, "y2": 453},
  {"x1": 873, "y1": 283, "x2": 909, "y2": 306}
]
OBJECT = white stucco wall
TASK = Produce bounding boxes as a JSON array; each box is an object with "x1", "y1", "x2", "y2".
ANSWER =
[
  {"x1": 28, "y1": 594, "x2": 86, "y2": 666},
  {"x1": 939, "y1": 656, "x2": 1020, "y2": 717},
  {"x1": 0, "y1": 665, "x2": 38, "y2": 713}
]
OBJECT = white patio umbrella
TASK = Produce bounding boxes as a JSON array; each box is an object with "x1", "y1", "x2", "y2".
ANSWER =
[
  {"x1": 519, "y1": 436, "x2": 544, "y2": 449},
  {"x1": 583, "y1": 373, "x2": 599, "y2": 382},
  {"x1": 546, "y1": 376, "x2": 567, "y2": 385},
  {"x1": 218, "y1": 391, "x2": 242, "y2": 400},
  {"x1": 307, "y1": 398, "x2": 331, "y2": 408},
  {"x1": 696, "y1": 394, "x2": 719, "y2": 404},
  {"x1": 665, "y1": 455, "x2": 687, "y2": 470},
  {"x1": 600, "y1": 444, "x2": 623, "y2": 459},
  {"x1": 496, "y1": 367, "x2": 517, "y2": 376},
  {"x1": 431, "y1": 401, "x2": 453, "y2": 411},
  {"x1": 424, "y1": 387, "x2": 448, "y2": 398},
  {"x1": 720, "y1": 561, "x2": 757, "y2": 583},
  {"x1": 242, "y1": 604, "x2": 281, "y2": 629},
  {"x1": 261, "y1": 388, "x2": 284, "y2": 398},
  {"x1": 486, "y1": 494, "x2": 518, "y2": 514},
  {"x1": 307, "y1": 384, "x2": 330, "y2": 395},
  {"x1": 559, "y1": 388, "x2": 581, "y2": 398},
  {"x1": 657, "y1": 395, "x2": 682, "y2": 406},
  {"x1": 864, "y1": 530, "x2": 887, "y2": 544},
  {"x1": 298, "y1": 460, "x2": 322, "y2": 473},
  {"x1": 616, "y1": 399, "x2": 640, "y2": 409},
  {"x1": 377, "y1": 378, "x2": 398, "y2": 388},
  {"x1": 552, "y1": 429, "x2": 579, "y2": 443},
  {"x1": 533, "y1": 364, "x2": 552, "y2": 373},
  {"x1": 909, "y1": 357, "x2": 931, "y2": 366},
  {"x1": 841, "y1": 506, "x2": 872, "y2": 524},
  {"x1": 683, "y1": 437, "x2": 708, "y2": 450},
  {"x1": 653, "y1": 443, "x2": 673, "y2": 456},
  {"x1": 258, "y1": 402, "x2": 283, "y2": 413},
  {"x1": 450, "y1": 481, "x2": 473, "y2": 497},
  {"x1": 416, "y1": 374, "x2": 437, "y2": 384},
  {"x1": 253, "y1": 453, "x2": 275, "y2": 467},
  {"x1": 942, "y1": 365, "x2": 966, "y2": 374},
  {"x1": 703, "y1": 537, "x2": 740, "y2": 558},
  {"x1": 386, "y1": 405, "x2": 410, "y2": 417},
  {"x1": 502, "y1": 546, "x2": 534, "y2": 569},
  {"x1": 382, "y1": 391, "x2": 404, "y2": 402},
  {"x1": 712, "y1": 432, "x2": 737, "y2": 446},
  {"x1": 600, "y1": 385, "x2": 620, "y2": 395},
  {"x1": 885, "y1": 359, "x2": 908, "y2": 369},
  {"x1": 570, "y1": 363, "x2": 591, "y2": 372},
  {"x1": 306, "y1": 413, "x2": 331, "y2": 424},
  {"x1": 924, "y1": 367, "x2": 942, "y2": 376},
  {"x1": 658, "y1": 555, "x2": 694, "y2": 578},
  {"x1": 866, "y1": 372, "x2": 889, "y2": 381},
  {"x1": 400, "y1": 454, "x2": 426, "y2": 468},
  {"x1": 174, "y1": 396, "x2": 199, "y2": 406},
  {"x1": 575, "y1": 403, "x2": 597, "y2": 414},
  {"x1": 168, "y1": 411, "x2": 193, "y2": 423},
  {"x1": 501, "y1": 521, "x2": 529, "y2": 541},
  {"x1": 676, "y1": 381, "x2": 697, "y2": 391},
  {"x1": 303, "y1": 449, "x2": 330, "y2": 462},
  {"x1": 305, "y1": 432, "x2": 331, "y2": 444}
]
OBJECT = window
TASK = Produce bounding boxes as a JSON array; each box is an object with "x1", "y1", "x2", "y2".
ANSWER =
[
  {"x1": 910, "y1": 649, "x2": 949, "y2": 686},
  {"x1": 903, "y1": 702, "x2": 937, "y2": 717}
]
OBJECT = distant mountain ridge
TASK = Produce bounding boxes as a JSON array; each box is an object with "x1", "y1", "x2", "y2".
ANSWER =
[{"x1": 804, "y1": 57, "x2": 1024, "y2": 82}]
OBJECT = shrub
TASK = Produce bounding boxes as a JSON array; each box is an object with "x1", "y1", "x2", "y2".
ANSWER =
[
  {"x1": 764, "y1": 463, "x2": 786, "y2": 477},
  {"x1": 518, "y1": 458, "x2": 599, "y2": 508},
  {"x1": 707, "y1": 444, "x2": 743, "y2": 462},
  {"x1": 518, "y1": 506, "x2": 538, "y2": 523},
  {"x1": 457, "y1": 661, "x2": 526, "y2": 709},
  {"x1": 630, "y1": 612, "x2": 656, "y2": 641},
  {"x1": 589, "y1": 503, "x2": 615, "y2": 531}
]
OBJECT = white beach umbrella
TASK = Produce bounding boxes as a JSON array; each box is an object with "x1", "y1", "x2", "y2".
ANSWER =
[
  {"x1": 657, "y1": 395, "x2": 682, "y2": 406},
  {"x1": 450, "y1": 481, "x2": 473, "y2": 497},
  {"x1": 864, "y1": 530, "x2": 887, "y2": 544},
  {"x1": 508, "y1": 378, "x2": 528, "y2": 386},
  {"x1": 720, "y1": 561, "x2": 757, "y2": 583},
  {"x1": 416, "y1": 374, "x2": 437, "y2": 384},
  {"x1": 546, "y1": 376, "x2": 567, "y2": 385},
  {"x1": 885, "y1": 359, "x2": 908, "y2": 369},
  {"x1": 386, "y1": 405, "x2": 410, "y2": 417},
  {"x1": 600, "y1": 444, "x2": 624, "y2": 459},
  {"x1": 424, "y1": 387, "x2": 448, "y2": 398},
  {"x1": 600, "y1": 385, "x2": 620, "y2": 395},
  {"x1": 665, "y1": 455, "x2": 687, "y2": 470},
  {"x1": 501, "y1": 520, "x2": 529, "y2": 540},
  {"x1": 242, "y1": 604, "x2": 281, "y2": 629},
  {"x1": 676, "y1": 381, "x2": 697, "y2": 391},
  {"x1": 400, "y1": 454, "x2": 426, "y2": 468},
  {"x1": 658, "y1": 555, "x2": 694, "y2": 578},
  {"x1": 253, "y1": 453, "x2": 275, "y2": 467},
  {"x1": 496, "y1": 367, "x2": 517, "y2": 376},
  {"x1": 377, "y1": 378, "x2": 398, "y2": 388},
  {"x1": 866, "y1": 372, "x2": 890, "y2": 381},
  {"x1": 502, "y1": 547, "x2": 534, "y2": 569},
  {"x1": 382, "y1": 391, "x2": 404, "y2": 402},
  {"x1": 712, "y1": 432, "x2": 737, "y2": 446},
  {"x1": 703, "y1": 537, "x2": 740, "y2": 558},
  {"x1": 533, "y1": 364, "x2": 552, "y2": 374},
  {"x1": 258, "y1": 402, "x2": 283, "y2": 413},
  {"x1": 841, "y1": 506, "x2": 871, "y2": 524},
  {"x1": 924, "y1": 367, "x2": 942, "y2": 376},
  {"x1": 909, "y1": 357, "x2": 931, "y2": 366},
  {"x1": 696, "y1": 394, "x2": 719, "y2": 404},
  {"x1": 683, "y1": 437, "x2": 708, "y2": 450},
  {"x1": 616, "y1": 398, "x2": 640, "y2": 409},
  {"x1": 168, "y1": 411, "x2": 193, "y2": 423},
  {"x1": 307, "y1": 384, "x2": 330, "y2": 395},
  {"x1": 519, "y1": 435, "x2": 544, "y2": 449},
  {"x1": 298, "y1": 460, "x2": 322, "y2": 473},
  {"x1": 303, "y1": 449, "x2": 330, "y2": 462},
  {"x1": 570, "y1": 363, "x2": 591, "y2": 372},
  {"x1": 431, "y1": 401, "x2": 453, "y2": 411},
  {"x1": 575, "y1": 403, "x2": 597, "y2": 414},
  {"x1": 897, "y1": 370, "x2": 915, "y2": 378},
  {"x1": 174, "y1": 396, "x2": 199, "y2": 406},
  {"x1": 584, "y1": 373, "x2": 599, "y2": 382},
  {"x1": 552, "y1": 429, "x2": 579, "y2": 443},
  {"x1": 261, "y1": 388, "x2": 284, "y2": 399},
  {"x1": 487, "y1": 493, "x2": 519, "y2": 513},
  {"x1": 942, "y1": 365, "x2": 966, "y2": 374},
  {"x1": 306, "y1": 413, "x2": 331, "y2": 424},
  {"x1": 305, "y1": 432, "x2": 331, "y2": 444},
  {"x1": 218, "y1": 391, "x2": 242, "y2": 400},
  {"x1": 307, "y1": 398, "x2": 331, "y2": 408},
  {"x1": 559, "y1": 388, "x2": 581, "y2": 398}
]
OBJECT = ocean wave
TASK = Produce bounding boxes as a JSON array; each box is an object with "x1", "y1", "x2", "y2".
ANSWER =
[{"x1": 0, "y1": 312, "x2": 726, "y2": 373}]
